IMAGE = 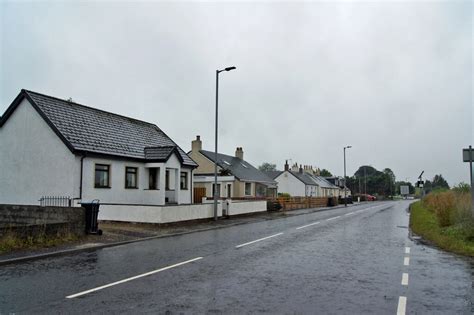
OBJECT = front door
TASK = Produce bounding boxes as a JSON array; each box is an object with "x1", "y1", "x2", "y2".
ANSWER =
[{"x1": 227, "y1": 184, "x2": 232, "y2": 198}]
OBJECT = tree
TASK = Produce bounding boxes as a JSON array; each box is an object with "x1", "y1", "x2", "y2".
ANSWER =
[
  {"x1": 258, "y1": 162, "x2": 277, "y2": 172},
  {"x1": 431, "y1": 174, "x2": 450, "y2": 190},
  {"x1": 320, "y1": 169, "x2": 333, "y2": 177}
]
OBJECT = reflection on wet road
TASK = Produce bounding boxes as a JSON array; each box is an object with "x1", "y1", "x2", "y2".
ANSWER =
[{"x1": 0, "y1": 201, "x2": 472, "y2": 314}]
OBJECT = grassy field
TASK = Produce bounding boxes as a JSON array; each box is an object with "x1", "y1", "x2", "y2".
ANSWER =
[{"x1": 410, "y1": 188, "x2": 474, "y2": 257}]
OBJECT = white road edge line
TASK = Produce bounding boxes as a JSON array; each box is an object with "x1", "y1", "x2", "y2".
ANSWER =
[
  {"x1": 405, "y1": 247, "x2": 410, "y2": 254},
  {"x1": 397, "y1": 296, "x2": 407, "y2": 315},
  {"x1": 66, "y1": 257, "x2": 203, "y2": 299},
  {"x1": 326, "y1": 216, "x2": 341, "y2": 221},
  {"x1": 404, "y1": 257, "x2": 410, "y2": 266},
  {"x1": 401, "y1": 273, "x2": 409, "y2": 286},
  {"x1": 296, "y1": 221, "x2": 321, "y2": 230},
  {"x1": 235, "y1": 233, "x2": 284, "y2": 248}
]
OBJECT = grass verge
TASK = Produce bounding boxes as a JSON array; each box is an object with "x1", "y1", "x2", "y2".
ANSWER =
[
  {"x1": 410, "y1": 201, "x2": 474, "y2": 257},
  {"x1": 0, "y1": 230, "x2": 80, "y2": 254}
]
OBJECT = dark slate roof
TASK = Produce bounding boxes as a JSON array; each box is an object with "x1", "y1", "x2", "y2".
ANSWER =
[
  {"x1": 199, "y1": 150, "x2": 277, "y2": 185},
  {"x1": 263, "y1": 170, "x2": 283, "y2": 180},
  {"x1": 0, "y1": 90, "x2": 197, "y2": 167},
  {"x1": 289, "y1": 171, "x2": 319, "y2": 186},
  {"x1": 144, "y1": 146, "x2": 181, "y2": 162},
  {"x1": 311, "y1": 175, "x2": 339, "y2": 189}
]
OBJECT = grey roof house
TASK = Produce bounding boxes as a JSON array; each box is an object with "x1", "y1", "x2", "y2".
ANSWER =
[
  {"x1": 0, "y1": 89, "x2": 197, "y2": 206},
  {"x1": 188, "y1": 136, "x2": 277, "y2": 198},
  {"x1": 269, "y1": 161, "x2": 341, "y2": 197}
]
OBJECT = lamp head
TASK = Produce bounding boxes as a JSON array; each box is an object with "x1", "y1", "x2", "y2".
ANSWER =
[{"x1": 224, "y1": 66, "x2": 236, "y2": 71}]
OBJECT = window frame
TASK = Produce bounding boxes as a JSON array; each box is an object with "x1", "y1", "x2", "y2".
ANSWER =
[
  {"x1": 125, "y1": 166, "x2": 139, "y2": 189},
  {"x1": 148, "y1": 168, "x2": 159, "y2": 190},
  {"x1": 94, "y1": 164, "x2": 111, "y2": 188},
  {"x1": 180, "y1": 171, "x2": 188, "y2": 190},
  {"x1": 245, "y1": 182, "x2": 252, "y2": 196}
]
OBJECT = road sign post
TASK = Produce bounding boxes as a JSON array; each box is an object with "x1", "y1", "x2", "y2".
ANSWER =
[{"x1": 462, "y1": 146, "x2": 474, "y2": 217}]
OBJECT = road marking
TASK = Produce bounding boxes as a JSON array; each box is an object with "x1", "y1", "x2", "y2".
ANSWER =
[
  {"x1": 401, "y1": 273, "x2": 409, "y2": 286},
  {"x1": 404, "y1": 257, "x2": 410, "y2": 266},
  {"x1": 405, "y1": 247, "x2": 410, "y2": 254},
  {"x1": 326, "y1": 216, "x2": 341, "y2": 221},
  {"x1": 66, "y1": 257, "x2": 203, "y2": 299},
  {"x1": 296, "y1": 221, "x2": 320, "y2": 230},
  {"x1": 397, "y1": 296, "x2": 407, "y2": 315},
  {"x1": 344, "y1": 212, "x2": 355, "y2": 216},
  {"x1": 235, "y1": 233, "x2": 284, "y2": 248}
]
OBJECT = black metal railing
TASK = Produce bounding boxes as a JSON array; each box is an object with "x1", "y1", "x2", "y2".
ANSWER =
[{"x1": 39, "y1": 196, "x2": 72, "y2": 207}]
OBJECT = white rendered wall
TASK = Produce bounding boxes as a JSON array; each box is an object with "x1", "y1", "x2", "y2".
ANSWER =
[
  {"x1": 227, "y1": 200, "x2": 267, "y2": 216},
  {"x1": 274, "y1": 172, "x2": 306, "y2": 196},
  {"x1": 81, "y1": 158, "x2": 164, "y2": 205},
  {"x1": 0, "y1": 99, "x2": 78, "y2": 205},
  {"x1": 81, "y1": 152, "x2": 192, "y2": 205},
  {"x1": 98, "y1": 200, "x2": 266, "y2": 223},
  {"x1": 98, "y1": 203, "x2": 223, "y2": 223}
]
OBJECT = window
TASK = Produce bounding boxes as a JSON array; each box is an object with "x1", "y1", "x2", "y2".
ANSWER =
[
  {"x1": 165, "y1": 170, "x2": 170, "y2": 190},
  {"x1": 245, "y1": 182, "x2": 252, "y2": 196},
  {"x1": 180, "y1": 172, "x2": 188, "y2": 190},
  {"x1": 212, "y1": 184, "x2": 221, "y2": 197},
  {"x1": 125, "y1": 167, "x2": 138, "y2": 189},
  {"x1": 95, "y1": 164, "x2": 110, "y2": 188},
  {"x1": 149, "y1": 168, "x2": 159, "y2": 190}
]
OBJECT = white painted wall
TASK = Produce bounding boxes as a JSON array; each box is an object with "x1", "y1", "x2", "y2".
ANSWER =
[
  {"x1": 98, "y1": 200, "x2": 267, "y2": 223},
  {"x1": 0, "y1": 99, "x2": 78, "y2": 205},
  {"x1": 82, "y1": 153, "x2": 192, "y2": 205},
  {"x1": 98, "y1": 203, "x2": 223, "y2": 223},
  {"x1": 274, "y1": 171, "x2": 306, "y2": 196},
  {"x1": 226, "y1": 200, "x2": 267, "y2": 216}
]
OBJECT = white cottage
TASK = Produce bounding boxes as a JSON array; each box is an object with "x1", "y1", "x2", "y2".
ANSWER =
[
  {"x1": 266, "y1": 161, "x2": 341, "y2": 197},
  {"x1": 0, "y1": 89, "x2": 198, "y2": 206}
]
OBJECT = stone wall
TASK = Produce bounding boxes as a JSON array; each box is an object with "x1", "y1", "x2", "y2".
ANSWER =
[{"x1": 0, "y1": 204, "x2": 85, "y2": 238}]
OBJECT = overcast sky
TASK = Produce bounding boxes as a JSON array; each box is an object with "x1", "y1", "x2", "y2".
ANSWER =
[{"x1": 1, "y1": 0, "x2": 472, "y2": 186}]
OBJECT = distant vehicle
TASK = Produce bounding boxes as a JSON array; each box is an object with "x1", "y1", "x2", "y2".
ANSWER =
[
  {"x1": 366, "y1": 194, "x2": 376, "y2": 201},
  {"x1": 353, "y1": 194, "x2": 376, "y2": 201}
]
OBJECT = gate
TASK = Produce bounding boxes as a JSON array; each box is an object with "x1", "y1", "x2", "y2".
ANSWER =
[{"x1": 193, "y1": 187, "x2": 206, "y2": 204}]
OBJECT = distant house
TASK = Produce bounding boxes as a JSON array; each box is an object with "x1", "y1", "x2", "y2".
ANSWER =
[
  {"x1": 267, "y1": 161, "x2": 340, "y2": 197},
  {"x1": 0, "y1": 89, "x2": 197, "y2": 206},
  {"x1": 325, "y1": 176, "x2": 352, "y2": 198},
  {"x1": 188, "y1": 136, "x2": 277, "y2": 198}
]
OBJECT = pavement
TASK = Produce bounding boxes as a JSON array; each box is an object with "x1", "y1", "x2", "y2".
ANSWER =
[{"x1": 0, "y1": 201, "x2": 472, "y2": 314}]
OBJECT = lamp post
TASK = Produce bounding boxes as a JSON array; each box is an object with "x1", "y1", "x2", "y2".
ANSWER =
[
  {"x1": 214, "y1": 66, "x2": 236, "y2": 221},
  {"x1": 343, "y1": 146, "x2": 352, "y2": 207}
]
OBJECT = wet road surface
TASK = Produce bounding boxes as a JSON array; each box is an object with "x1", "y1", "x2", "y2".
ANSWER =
[{"x1": 1, "y1": 201, "x2": 472, "y2": 314}]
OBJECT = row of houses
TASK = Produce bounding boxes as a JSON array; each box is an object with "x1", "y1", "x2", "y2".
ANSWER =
[{"x1": 0, "y1": 89, "x2": 349, "y2": 208}]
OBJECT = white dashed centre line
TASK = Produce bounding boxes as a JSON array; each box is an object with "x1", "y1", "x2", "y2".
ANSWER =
[
  {"x1": 344, "y1": 212, "x2": 355, "y2": 216},
  {"x1": 401, "y1": 273, "x2": 409, "y2": 286},
  {"x1": 397, "y1": 296, "x2": 407, "y2": 315},
  {"x1": 296, "y1": 221, "x2": 320, "y2": 230},
  {"x1": 235, "y1": 233, "x2": 284, "y2": 248},
  {"x1": 326, "y1": 216, "x2": 341, "y2": 221},
  {"x1": 66, "y1": 257, "x2": 203, "y2": 299},
  {"x1": 405, "y1": 247, "x2": 410, "y2": 254},
  {"x1": 404, "y1": 257, "x2": 410, "y2": 266}
]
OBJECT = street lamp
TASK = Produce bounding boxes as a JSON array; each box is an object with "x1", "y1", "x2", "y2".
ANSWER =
[
  {"x1": 214, "y1": 66, "x2": 236, "y2": 221},
  {"x1": 343, "y1": 146, "x2": 352, "y2": 207}
]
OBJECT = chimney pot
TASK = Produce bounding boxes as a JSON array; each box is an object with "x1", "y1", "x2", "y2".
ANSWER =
[{"x1": 235, "y1": 147, "x2": 244, "y2": 160}]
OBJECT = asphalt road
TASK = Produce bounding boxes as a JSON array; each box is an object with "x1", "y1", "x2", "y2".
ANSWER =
[{"x1": 1, "y1": 201, "x2": 472, "y2": 314}]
